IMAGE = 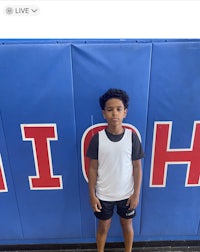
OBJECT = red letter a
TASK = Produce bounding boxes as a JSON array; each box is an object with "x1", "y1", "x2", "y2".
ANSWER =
[{"x1": 0, "y1": 155, "x2": 8, "y2": 192}]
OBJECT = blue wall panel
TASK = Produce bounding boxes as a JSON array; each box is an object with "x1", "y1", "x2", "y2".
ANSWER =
[
  {"x1": 0, "y1": 118, "x2": 22, "y2": 239},
  {"x1": 72, "y1": 43, "x2": 151, "y2": 240},
  {"x1": 141, "y1": 42, "x2": 200, "y2": 238},
  {"x1": 0, "y1": 44, "x2": 82, "y2": 240},
  {"x1": 0, "y1": 40, "x2": 199, "y2": 245}
]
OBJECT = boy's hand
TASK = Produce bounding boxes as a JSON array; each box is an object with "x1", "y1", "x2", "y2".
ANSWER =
[
  {"x1": 126, "y1": 193, "x2": 139, "y2": 210},
  {"x1": 90, "y1": 196, "x2": 102, "y2": 212}
]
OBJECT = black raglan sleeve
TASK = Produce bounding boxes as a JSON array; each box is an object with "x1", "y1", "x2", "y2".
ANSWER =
[
  {"x1": 86, "y1": 133, "x2": 99, "y2": 160},
  {"x1": 132, "y1": 132, "x2": 145, "y2": 160}
]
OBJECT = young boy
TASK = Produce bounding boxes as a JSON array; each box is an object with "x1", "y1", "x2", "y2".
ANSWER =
[{"x1": 87, "y1": 88, "x2": 144, "y2": 252}]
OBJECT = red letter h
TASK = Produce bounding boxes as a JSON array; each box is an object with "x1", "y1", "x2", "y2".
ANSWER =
[{"x1": 150, "y1": 121, "x2": 200, "y2": 187}]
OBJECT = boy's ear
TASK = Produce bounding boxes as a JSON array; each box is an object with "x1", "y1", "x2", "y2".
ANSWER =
[
  {"x1": 102, "y1": 110, "x2": 106, "y2": 119},
  {"x1": 124, "y1": 108, "x2": 128, "y2": 118}
]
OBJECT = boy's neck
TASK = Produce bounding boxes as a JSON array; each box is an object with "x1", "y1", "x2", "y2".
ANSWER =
[{"x1": 106, "y1": 126, "x2": 124, "y2": 135}]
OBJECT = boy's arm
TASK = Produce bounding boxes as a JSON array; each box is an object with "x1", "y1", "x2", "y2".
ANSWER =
[
  {"x1": 88, "y1": 159, "x2": 102, "y2": 212},
  {"x1": 127, "y1": 159, "x2": 143, "y2": 210}
]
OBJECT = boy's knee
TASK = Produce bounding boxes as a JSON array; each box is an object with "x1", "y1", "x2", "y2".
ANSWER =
[
  {"x1": 98, "y1": 220, "x2": 111, "y2": 234},
  {"x1": 120, "y1": 218, "x2": 133, "y2": 230}
]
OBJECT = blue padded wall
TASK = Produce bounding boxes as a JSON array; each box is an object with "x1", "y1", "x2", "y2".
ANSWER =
[{"x1": 0, "y1": 40, "x2": 199, "y2": 245}]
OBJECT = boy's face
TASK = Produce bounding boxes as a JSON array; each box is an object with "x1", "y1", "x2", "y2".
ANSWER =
[{"x1": 102, "y1": 98, "x2": 127, "y2": 127}]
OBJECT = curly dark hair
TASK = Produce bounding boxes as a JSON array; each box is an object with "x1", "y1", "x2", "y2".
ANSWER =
[{"x1": 99, "y1": 88, "x2": 129, "y2": 110}]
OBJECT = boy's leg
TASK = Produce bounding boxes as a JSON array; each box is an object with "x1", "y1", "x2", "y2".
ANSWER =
[
  {"x1": 96, "y1": 218, "x2": 111, "y2": 252},
  {"x1": 116, "y1": 199, "x2": 135, "y2": 252},
  {"x1": 120, "y1": 218, "x2": 134, "y2": 252},
  {"x1": 120, "y1": 217, "x2": 134, "y2": 252}
]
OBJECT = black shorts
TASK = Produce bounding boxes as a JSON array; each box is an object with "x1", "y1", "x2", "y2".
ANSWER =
[{"x1": 94, "y1": 199, "x2": 136, "y2": 220}]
